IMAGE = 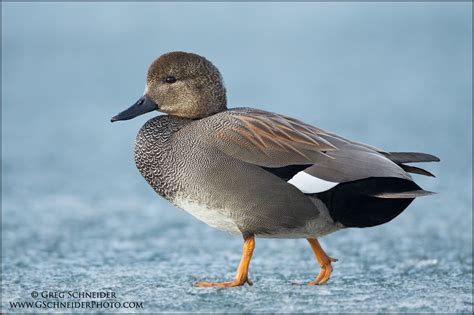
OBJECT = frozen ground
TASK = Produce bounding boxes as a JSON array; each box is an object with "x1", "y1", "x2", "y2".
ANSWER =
[{"x1": 2, "y1": 2, "x2": 472, "y2": 313}]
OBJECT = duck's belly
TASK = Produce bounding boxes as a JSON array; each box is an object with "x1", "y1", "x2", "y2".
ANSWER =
[
  {"x1": 174, "y1": 197, "x2": 242, "y2": 235},
  {"x1": 173, "y1": 196, "x2": 341, "y2": 238}
]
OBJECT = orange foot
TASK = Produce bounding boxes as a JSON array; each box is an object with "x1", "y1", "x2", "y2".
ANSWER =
[
  {"x1": 307, "y1": 238, "x2": 338, "y2": 285},
  {"x1": 194, "y1": 235, "x2": 255, "y2": 289},
  {"x1": 193, "y1": 278, "x2": 252, "y2": 288}
]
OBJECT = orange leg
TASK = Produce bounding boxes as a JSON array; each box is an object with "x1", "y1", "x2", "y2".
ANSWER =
[
  {"x1": 307, "y1": 238, "x2": 338, "y2": 285},
  {"x1": 194, "y1": 235, "x2": 255, "y2": 288}
]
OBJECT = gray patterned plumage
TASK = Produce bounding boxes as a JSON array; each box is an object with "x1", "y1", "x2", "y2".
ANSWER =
[
  {"x1": 134, "y1": 113, "x2": 339, "y2": 238},
  {"x1": 112, "y1": 51, "x2": 439, "y2": 287}
]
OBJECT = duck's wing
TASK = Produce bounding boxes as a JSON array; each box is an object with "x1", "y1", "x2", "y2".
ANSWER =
[
  {"x1": 201, "y1": 108, "x2": 337, "y2": 166},
  {"x1": 198, "y1": 107, "x2": 412, "y2": 184}
]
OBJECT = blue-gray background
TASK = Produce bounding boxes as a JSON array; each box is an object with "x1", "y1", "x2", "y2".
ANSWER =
[{"x1": 2, "y1": 2, "x2": 472, "y2": 313}]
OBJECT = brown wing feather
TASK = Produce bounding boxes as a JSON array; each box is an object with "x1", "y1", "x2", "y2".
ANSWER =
[
  {"x1": 196, "y1": 107, "x2": 412, "y2": 181},
  {"x1": 197, "y1": 108, "x2": 337, "y2": 167},
  {"x1": 233, "y1": 111, "x2": 336, "y2": 151}
]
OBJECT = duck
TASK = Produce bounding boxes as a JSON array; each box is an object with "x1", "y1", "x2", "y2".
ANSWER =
[{"x1": 111, "y1": 51, "x2": 439, "y2": 288}]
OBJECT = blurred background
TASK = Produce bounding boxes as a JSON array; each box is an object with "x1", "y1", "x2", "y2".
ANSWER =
[{"x1": 2, "y1": 2, "x2": 472, "y2": 313}]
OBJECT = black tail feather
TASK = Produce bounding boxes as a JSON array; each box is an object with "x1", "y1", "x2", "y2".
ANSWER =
[
  {"x1": 310, "y1": 177, "x2": 424, "y2": 228},
  {"x1": 399, "y1": 164, "x2": 435, "y2": 177},
  {"x1": 384, "y1": 152, "x2": 440, "y2": 163}
]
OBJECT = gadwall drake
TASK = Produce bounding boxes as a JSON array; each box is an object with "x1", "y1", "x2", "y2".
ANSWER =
[{"x1": 111, "y1": 51, "x2": 439, "y2": 288}]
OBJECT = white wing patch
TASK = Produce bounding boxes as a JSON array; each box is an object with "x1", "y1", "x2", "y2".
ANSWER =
[{"x1": 288, "y1": 171, "x2": 338, "y2": 193}]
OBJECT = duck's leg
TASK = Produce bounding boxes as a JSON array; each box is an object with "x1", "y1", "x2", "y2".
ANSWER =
[
  {"x1": 194, "y1": 235, "x2": 255, "y2": 288},
  {"x1": 307, "y1": 238, "x2": 338, "y2": 285}
]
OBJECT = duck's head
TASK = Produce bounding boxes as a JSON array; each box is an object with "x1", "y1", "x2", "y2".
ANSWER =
[{"x1": 111, "y1": 51, "x2": 227, "y2": 122}]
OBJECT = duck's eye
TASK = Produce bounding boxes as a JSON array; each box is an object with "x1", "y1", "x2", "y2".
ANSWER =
[{"x1": 164, "y1": 76, "x2": 177, "y2": 84}]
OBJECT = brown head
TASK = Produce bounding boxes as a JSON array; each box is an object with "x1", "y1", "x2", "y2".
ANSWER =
[{"x1": 111, "y1": 51, "x2": 227, "y2": 122}]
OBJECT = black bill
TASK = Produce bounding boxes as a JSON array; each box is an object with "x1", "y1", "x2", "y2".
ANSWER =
[{"x1": 111, "y1": 95, "x2": 158, "y2": 122}]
